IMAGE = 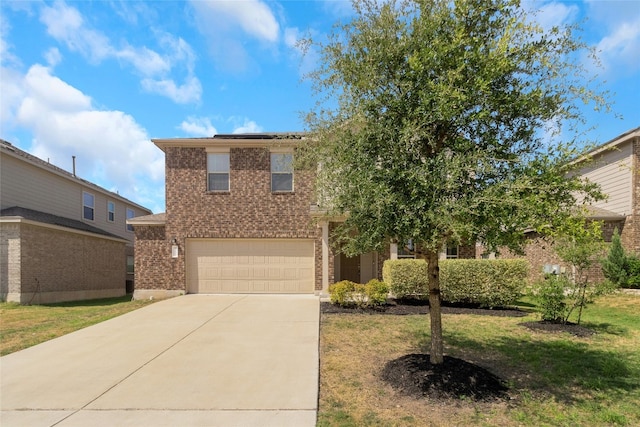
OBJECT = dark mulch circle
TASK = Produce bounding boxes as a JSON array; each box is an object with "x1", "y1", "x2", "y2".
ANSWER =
[
  {"x1": 520, "y1": 320, "x2": 595, "y2": 337},
  {"x1": 381, "y1": 354, "x2": 509, "y2": 401},
  {"x1": 321, "y1": 300, "x2": 527, "y2": 317}
]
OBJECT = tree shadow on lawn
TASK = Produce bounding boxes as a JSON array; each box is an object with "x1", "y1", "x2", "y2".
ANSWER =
[{"x1": 435, "y1": 332, "x2": 639, "y2": 404}]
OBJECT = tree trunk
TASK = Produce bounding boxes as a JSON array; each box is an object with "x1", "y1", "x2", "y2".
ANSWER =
[{"x1": 427, "y1": 250, "x2": 444, "y2": 364}]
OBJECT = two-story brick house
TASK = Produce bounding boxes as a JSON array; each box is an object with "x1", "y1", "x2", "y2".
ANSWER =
[
  {"x1": 0, "y1": 139, "x2": 152, "y2": 303},
  {"x1": 129, "y1": 133, "x2": 480, "y2": 300}
]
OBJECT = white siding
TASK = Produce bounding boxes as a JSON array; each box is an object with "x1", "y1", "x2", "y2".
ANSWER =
[{"x1": 578, "y1": 140, "x2": 633, "y2": 215}]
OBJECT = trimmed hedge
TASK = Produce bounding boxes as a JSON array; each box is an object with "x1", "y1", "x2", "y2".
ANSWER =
[
  {"x1": 382, "y1": 258, "x2": 529, "y2": 307},
  {"x1": 382, "y1": 259, "x2": 429, "y2": 299},
  {"x1": 440, "y1": 259, "x2": 529, "y2": 307}
]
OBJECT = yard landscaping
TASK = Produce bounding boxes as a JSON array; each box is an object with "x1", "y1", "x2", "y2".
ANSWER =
[
  {"x1": 319, "y1": 293, "x2": 640, "y2": 426},
  {"x1": 0, "y1": 296, "x2": 155, "y2": 356}
]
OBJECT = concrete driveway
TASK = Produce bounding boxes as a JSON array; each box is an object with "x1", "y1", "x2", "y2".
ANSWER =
[{"x1": 0, "y1": 294, "x2": 320, "y2": 427}]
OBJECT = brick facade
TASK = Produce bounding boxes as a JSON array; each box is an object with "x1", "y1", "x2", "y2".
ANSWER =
[
  {"x1": 1, "y1": 222, "x2": 126, "y2": 304},
  {"x1": 134, "y1": 144, "x2": 322, "y2": 295}
]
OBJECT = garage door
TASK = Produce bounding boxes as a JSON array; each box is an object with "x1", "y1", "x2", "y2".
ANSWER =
[{"x1": 186, "y1": 239, "x2": 315, "y2": 294}]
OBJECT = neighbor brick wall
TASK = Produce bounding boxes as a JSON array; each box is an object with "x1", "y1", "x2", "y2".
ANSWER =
[
  {"x1": 163, "y1": 146, "x2": 320, "y2": 291},
  {"x1": 2, "y1": 222, "x2": 126, "y2": 303}
]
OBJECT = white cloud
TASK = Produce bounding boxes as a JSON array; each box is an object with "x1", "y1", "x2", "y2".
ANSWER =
[
  {"x1": 179, "y1": 116, "x2": 218, "y2": 136},
  {"x1": 188, "y1": 0, "x2": 280, "y2": 73},
  {"x1": 585, "y1": 1, "x2": 640, "y2": 75},
  {"x1": 4, "y1": 63, "x2": 165, "y2": 213},
  {"x1": 44, "y1": 47, "x2": 62, "y2": 67},
  {"x1": 597, "y1": 20, "x2": 640, "y2": 72},
  {"x1": 190, "y1": 0, "x2": 279, "y2": 43},
  {"x1": 141, "y1": 75, "x2": 202, "y2": 104},
  {"x1": 38, "y1": 1, "x2": 201, "y2": 104},
  {"x1": 40, "y1": 1, "x2": 112, "y2": 64},
  {"x1": 533, "y1": 2, "x2": 579, "y2": 32},
  {"x1": 232, "y1": 119, "x2": 263, "y2": 134}
]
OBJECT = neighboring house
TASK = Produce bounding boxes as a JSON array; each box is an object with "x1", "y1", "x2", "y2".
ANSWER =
[
  {"x1": 0, "y1": 140, "x2": 152, "y2": 304},
  {"x1": 501, "y1": 126, "x2": 640, "y2": 282},
  {"x1": 129, "y1": 133, "x2": 476, "y2": 300}
]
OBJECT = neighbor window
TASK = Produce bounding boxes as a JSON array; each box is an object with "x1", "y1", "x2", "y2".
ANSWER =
[
  {"x1": 107, "y1": 201, "x2": 115, "y2": 222},
  {"x1": 126, "y1": 208, "x2": 135, "y2": 232},
  {"x1": 207, "y1": 153, "x2": 230, "y2": 191},
  {"x1": 271, "y1": 152, "x2": 293, "y2": 192},
  {"x1": 83, "y1": 192, "x2": 94, "y2": 221}
]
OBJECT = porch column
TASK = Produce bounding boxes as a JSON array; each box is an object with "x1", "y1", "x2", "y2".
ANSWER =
[
  {"x1": 321, "y1": 220, "x2": 329, "y2": 296},
  {"x1": 390, "y1": 243, "x2": 398, "y2": 260}
]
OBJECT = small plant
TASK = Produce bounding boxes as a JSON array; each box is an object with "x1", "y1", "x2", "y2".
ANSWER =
[
  {"x1": 535, "y1": 274, "x2": 569, "y2": 322},
  {"x1": 534, "y1": 215, "x2": 616, "y2": 324},
  {"x1": 602, "y1": 228, "x2": 629, "y2": 286},
  {"x1": 328, "y1": 279, "x2": 388, "y2": 308},
  {"x1": 329, "y1": 280, "x2": 357, "y2": 306},
  {"x1": 364, "y1": 279, "x2": 389, "y2": 306}
]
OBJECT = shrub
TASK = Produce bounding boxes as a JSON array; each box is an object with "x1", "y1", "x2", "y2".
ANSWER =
[
  {"x1": 365, "y1": 279, "x2": 389, "y2": 305},
  {"x1": 602, "y1": 228, "x2": 628, "y2": 287},
  {"x1": 440, "y1": 259, "x2": 528, "y2": 307},
  {"x1": 382, "y1": 259, "x2": 428, "y2": 299},
  {"x1": 535, "y1": 274, "x2": 570, "y2": 322},
  {"x1": 329, "y1": 280, "x2": 356, "y2": 306},
  {"x1": 328, "y1": 279, "x2": 389, "y2": 307},
  {"x1": 625, "y1": 256, "x2": 640, "y2": 289}
]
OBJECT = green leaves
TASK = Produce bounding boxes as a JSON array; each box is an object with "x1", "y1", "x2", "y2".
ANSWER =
[{"x1": 302, "y1": 0, "x2": 608, "y2": 257}]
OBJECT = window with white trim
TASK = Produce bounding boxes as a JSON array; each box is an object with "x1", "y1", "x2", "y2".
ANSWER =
[
  {"x1": 107, "y1": 201, "x2": 115, "y2": 222},
  {"x1": 397, "y1": 239, "x2": 416, "y2": 259},
  {"x1": 446, "y1": 243, "x2": 458, "y2": 259},
  {"x1": 271, "y1": 152, "x2": 293, "y2": 192},
  {"x1": 126, "y1": 208, "x2": 135, "y2": 232},
  {"x1": 207, "y1": 153, "x2": 230, "y2": 191},
  {"x1": 83, "y1": 192, "x2": 94, "y2": 221}
]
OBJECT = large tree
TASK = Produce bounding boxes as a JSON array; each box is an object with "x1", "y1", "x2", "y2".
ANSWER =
[{"x1": 300, "y1": 0, "x2": 606, "y2": 364}]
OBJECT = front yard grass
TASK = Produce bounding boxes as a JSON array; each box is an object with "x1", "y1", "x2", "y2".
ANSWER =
[
  {"x1": 319, "y1": 293, "x2": 640, "y2": 426},
  {"x1": 0, "y1": 295, "x2": 155, "y2": 356}
]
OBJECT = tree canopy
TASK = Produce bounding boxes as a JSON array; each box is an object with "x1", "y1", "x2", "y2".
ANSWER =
[{"x1": 300, "y1": 0, "x2": 607, "y2": 363}]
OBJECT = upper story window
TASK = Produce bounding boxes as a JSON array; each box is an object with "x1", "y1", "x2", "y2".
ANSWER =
[
  {"x1": 271, "y1": 152, "x2": 293, "y2": 192},
  {"x1": 83, "y1": 192, "x2": 94, "y2": 221},
  {"x1": 126, "y1": 208, "x2": 135, "y2": 232},
  {"x1": 207, "y1": 153, "x2": 230, "y2": 192},
  {"x1": 107, "y1": 201, "x2": 115, "y2": 222}
]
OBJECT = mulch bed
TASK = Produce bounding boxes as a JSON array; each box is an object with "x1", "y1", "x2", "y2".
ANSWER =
[
  {"x1": 520, "y1": 320, "x2": 596, "y2": 337},
  {"x1": 321, "y1": 299, "x2": 527, "y2": 317},
  {"x1": 381, "y1": 354, "x2": 509, "y2": 401}
]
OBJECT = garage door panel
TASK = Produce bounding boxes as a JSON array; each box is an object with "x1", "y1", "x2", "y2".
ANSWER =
[{"x1": 187, "y1": 239, "x2": 314, "y2": 294}]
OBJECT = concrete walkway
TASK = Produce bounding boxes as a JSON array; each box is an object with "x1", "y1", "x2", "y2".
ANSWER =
[{"x1": 1, "y1": 294, "x2": 320, "y2": 427}]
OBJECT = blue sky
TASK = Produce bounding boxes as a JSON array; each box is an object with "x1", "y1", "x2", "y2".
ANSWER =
[{"x1": 1, "y1": 1, "x2": 639, "y2": 214}]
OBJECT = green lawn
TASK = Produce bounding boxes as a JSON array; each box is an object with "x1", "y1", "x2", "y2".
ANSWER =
[
  {"x1": 0, "y1": 296, "x2": 155, "y2": 356},
  {"x1": 319, "y1": 293, "x2": 640, "y2": 426}
]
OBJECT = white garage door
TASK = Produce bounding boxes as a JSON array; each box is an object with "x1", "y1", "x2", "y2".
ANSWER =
[{"x1": 186, "y1": 239, "x2": 315, "y2": 294}]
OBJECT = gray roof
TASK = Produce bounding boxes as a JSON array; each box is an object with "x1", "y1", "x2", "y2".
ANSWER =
[{"x1": 1, "y1": 206, "x2": 124, "y2": 240}]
